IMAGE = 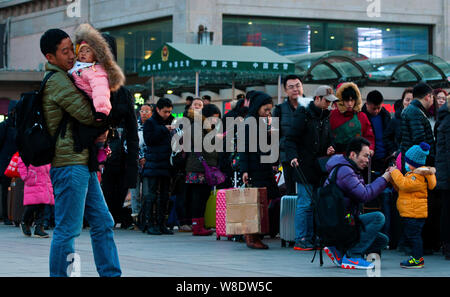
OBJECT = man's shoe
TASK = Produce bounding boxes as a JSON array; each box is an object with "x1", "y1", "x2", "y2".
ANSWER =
[
  {"x1": 293, "y1": 239, "x2": 314, "y2": 251},
  {"x1": 400, "y1": 256, "x2": 424, "y2": 269},
  {"x1": 341, "y1": 256, "x2": 375, "y2": 270},
  {"x1": 159, "y1": 224, "x2": 174, "y2": 235},
  {"x1": 323, "y1": 246, "x2": 343, "y2": 266},
  {"x1": 20, "y1": 222, "x2": 31, "y2": 237},
  {"x1": 33, "y1": 226, "x2": 50, "y2": 238},
  {"x1": 147, "y1": 225, "x2": 162, "y2": 235}
]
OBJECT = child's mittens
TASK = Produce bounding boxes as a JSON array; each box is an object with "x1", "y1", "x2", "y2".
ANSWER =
[{"x1": 95, "y1": 112, "x2": 108, "y2": 121}]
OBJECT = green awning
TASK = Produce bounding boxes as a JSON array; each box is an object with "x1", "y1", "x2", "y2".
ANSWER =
[{"x1": 138, "y1": 43, "x2": 295, "y2": 76}]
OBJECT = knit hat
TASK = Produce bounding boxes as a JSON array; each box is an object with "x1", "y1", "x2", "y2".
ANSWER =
[{"x1": 405, "y1": 142, "x2": 430, "y2": 168}]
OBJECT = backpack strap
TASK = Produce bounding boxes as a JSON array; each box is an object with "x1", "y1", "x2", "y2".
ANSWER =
[
  {"x1": 39, "y1": 71, "x2": 68, "y2": 143},
  {"x1": 38, "y1": 71, "x2": 56, "y2": 95}
]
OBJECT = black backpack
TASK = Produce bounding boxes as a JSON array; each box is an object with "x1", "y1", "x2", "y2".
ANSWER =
[
  {"x1": 15, "y1": 71, "x2": 68, "y2": 167},
  {"x1": 310, "y1": 164, "x2": 362, "y2": 266}
]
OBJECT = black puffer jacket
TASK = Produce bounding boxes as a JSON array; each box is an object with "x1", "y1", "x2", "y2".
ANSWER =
[
  {"x1": 383, "y1": 99, "x2": 403, "y2": 155},
  {"x1": 142, "y1": 112, "x2": 174, "y2": 177},
  {"x1": 239, "y1": 92, "x2": 276, "y2": 182},
  {"x1": 103, "y1": 33, "x2": 139, "y2": 188},
  {"x1": 272, "y1": 98, "x2": 296, "y2": 163},
  {"x1": 400, "y1": 99, "x2": 436, "y2": 168},
  {"x1": 285, "y1": 100, "x2": 333, "y2": 186},
  {"x1": 435, "y1": 101, "x2": 450, "y2": 190}
]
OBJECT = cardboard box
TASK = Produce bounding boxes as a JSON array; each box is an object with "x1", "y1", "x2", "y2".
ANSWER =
[{"x1": 225, "y1": 187, "x2": 269, "y2": 235}]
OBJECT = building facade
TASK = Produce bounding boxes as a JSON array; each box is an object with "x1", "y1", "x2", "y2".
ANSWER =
[{"x1": 1, "y1": 0, "x2": 449, "y2": 114}]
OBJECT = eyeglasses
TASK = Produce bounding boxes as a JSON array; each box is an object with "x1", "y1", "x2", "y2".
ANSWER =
[
  {"x1": 140, "y1": 110, "x2": 151, "y2": 113},
  {"x1": 286, "y1": 84, "x2": 302, "y2": 90}
]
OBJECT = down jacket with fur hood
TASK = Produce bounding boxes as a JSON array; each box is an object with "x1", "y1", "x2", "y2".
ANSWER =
[
  {"x1": 71, "y1": 23, "x2": 125, "y2": 118},
  {"x1": 391, "y1": 167, "x2": 437, "y2": 218},
  {"x1": 17, "y1": 157, "x2": 54, "y2": 206},
  {"x1": 330, "y1": 82, "x2": 375, "y2": 153}
]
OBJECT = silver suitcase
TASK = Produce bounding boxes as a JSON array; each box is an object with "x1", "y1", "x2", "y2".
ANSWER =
[{"x1": 279, "y1": 195, "x2": 297, "y2": 247}]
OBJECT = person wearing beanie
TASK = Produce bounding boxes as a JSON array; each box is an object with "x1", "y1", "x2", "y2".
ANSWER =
[{"x1": 390, "y1": 142, "x2": 437, "y2": 268}]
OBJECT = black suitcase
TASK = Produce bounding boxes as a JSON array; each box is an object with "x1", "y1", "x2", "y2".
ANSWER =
[{"x1": 7, "y1": 178, "x2": 25, "y2": 226}]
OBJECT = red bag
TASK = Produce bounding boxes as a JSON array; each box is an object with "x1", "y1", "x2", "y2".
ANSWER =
[{"x1": 4, "y1": 152, "x2": 20, "y2": 178}]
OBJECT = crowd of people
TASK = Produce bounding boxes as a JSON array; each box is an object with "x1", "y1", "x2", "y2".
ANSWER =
[{"x1": 0, "y1": 23, "x2": 449, "y2": 276}]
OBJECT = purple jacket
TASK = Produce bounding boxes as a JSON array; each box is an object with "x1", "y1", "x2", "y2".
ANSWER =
[{"x1": 324, "y1": 154, "x2": 387, "y2": 215}]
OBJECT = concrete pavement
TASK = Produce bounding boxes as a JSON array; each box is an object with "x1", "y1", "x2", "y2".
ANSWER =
[{"x1": 0, "y1": 224, "x2": 449, "y2": 277}]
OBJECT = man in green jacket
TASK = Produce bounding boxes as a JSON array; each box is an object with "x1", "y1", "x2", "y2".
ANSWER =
[{"x1": 40, "y1": 29, "x2": 121, "y2": 277}]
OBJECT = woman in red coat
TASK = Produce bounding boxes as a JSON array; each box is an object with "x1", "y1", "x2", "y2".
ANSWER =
[{"x1": 330, "y1": 82, "x2": 375, "y2": 154}]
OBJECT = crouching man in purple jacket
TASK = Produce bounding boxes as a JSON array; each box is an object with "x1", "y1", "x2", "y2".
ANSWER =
[{"x1": 323, "y1": 137, "x2": 394, "y2": 270}]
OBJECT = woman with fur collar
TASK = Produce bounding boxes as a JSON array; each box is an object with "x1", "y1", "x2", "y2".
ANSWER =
[{"x1": 330, "y1": 82, "x2": 375, "y2": 154}]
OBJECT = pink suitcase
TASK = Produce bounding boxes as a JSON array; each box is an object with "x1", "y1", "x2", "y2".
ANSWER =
[{"x1": 215, "y1": 188, "x2": 233, "y2": 240}]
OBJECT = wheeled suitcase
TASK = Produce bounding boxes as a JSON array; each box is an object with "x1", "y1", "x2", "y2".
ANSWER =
[
  {"x1": 7, "y1": 178, "x2": 25, "y2": 226},
  {"x1": 279, "y1": 195, "x2": 297, "y2": 247},
  {"x1": 215, "y1": 188, "x2": 233, "y2": 240},
  {"x1": 204, "y1": 188, "x2": 217, "y2": 229}
]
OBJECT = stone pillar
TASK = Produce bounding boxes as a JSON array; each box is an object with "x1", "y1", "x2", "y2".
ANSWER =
[{"x1": 173, "y1": 0, "x2": 221, "y2": 45}]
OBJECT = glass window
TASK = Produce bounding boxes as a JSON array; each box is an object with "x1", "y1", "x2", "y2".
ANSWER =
[
  {"x1": 223, "y1": 16, "x2": 430, "y2": 59},
  {"x1": 102, "y1": 18, "x2": 172, "y2": 74}
]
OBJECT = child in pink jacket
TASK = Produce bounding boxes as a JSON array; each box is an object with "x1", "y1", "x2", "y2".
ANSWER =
[
  {"x1": 69, "y1": 23, "x2": 125, "y2": 163},
  {"x1": 17, "y1": 156, "x2": 54, "y2": 238}
]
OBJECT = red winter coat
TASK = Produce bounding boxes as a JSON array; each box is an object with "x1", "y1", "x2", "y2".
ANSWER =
[
  {"x1": 330, "y1": 82, "x2": 375, "y2": 153},
  {"x1": 17, "y1": 157, "x2": 54, "y2": 206}
]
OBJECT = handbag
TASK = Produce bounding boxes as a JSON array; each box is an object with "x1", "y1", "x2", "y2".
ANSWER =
[
  {"x1": 195, "y1": 152, "x2": 226, "y2": 186},
  {"x1": 4, "y1": 152, "x2": 21, "y2": 178}
]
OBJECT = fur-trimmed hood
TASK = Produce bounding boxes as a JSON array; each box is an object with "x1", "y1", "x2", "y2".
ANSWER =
[
  {"x1": 335, "y1": 82, "x2": 362, "y2": 113},
  {"x1": 413, "y1": 166, "x2": 436, "y2": 176},
  {"x1": 74, "y1": 23, "x2": 125, "y2": 92}
]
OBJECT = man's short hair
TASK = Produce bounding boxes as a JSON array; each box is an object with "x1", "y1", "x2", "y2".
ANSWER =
[
  {"x1": 283, "y1": 75, "x2": 302, "y2": 89},
  {"x1": 156, "y1": 98, "x2": 173, "y2": 110},
  {"x1": 40, "y1": 29, "x2": 70, "y2": 56},
  {"x1": 366, "y1": 90, "x2": 384, "y2": 105},
  {"x1": 413, "y1": 82, "x2": 433, "y2": 100},
  {"x1": 346, "y1": 137, "x2": 371, "y2": 156},
  {"x1": 202, "y1": 95, "x2": 211, "y2": 101},
  {"x1": 186, "y1": 96, "x2": 194, "y2": 102}
]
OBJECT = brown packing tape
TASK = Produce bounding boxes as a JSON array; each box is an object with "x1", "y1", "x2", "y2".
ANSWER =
[
  {"x1": 227, "y1": 221, "x2": 262, "y2": 235},
  {"x1": 226, "y1": 204, "x2": 260, "y2": 223},
  {"x1": 225, "y1": 188, "x2": 259, "y2": 204}
]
